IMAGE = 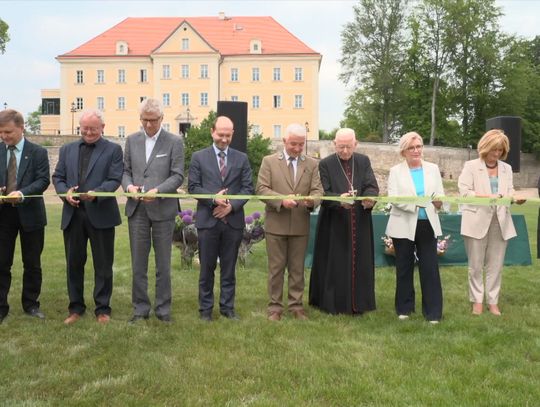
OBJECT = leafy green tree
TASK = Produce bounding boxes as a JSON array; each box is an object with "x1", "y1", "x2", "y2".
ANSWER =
[
  {"x1": 25, "y1": 105, "x2": 41, "y2": 134},
  {"x1": 0, "y1": 18, "x2": 9, "y2": 54},
  {"x1": 246, "y1": 132, "x2": 271, "y2": 185},
  {"x1": 183, "y1": 111, "x2": 216, "y2": 172},
  {"x1": 340, "y1": 0, "x2": 408, "y2": 142}
]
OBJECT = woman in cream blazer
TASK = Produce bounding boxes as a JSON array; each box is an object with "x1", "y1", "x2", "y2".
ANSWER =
[
  {"x1": 386, "y1": 132, "x2": 445, "y2": 323},
  {"x1": 458, "y1": 129, "x2": 524, "y2": 316}
]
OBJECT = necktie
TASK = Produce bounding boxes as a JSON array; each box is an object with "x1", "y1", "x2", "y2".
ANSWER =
[
  {"x1": 218, "y1": 151, "x2": 226, "y2": 180},
  {"x1": 288, "y1": 156, "x2": 296, "y2": 185},
  {"x1": 6, "y1": 145, "x2": 17, "y2": 194}
]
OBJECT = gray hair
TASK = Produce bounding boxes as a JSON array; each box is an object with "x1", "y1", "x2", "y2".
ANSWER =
[
  {"x1": 284, "y1": 123, "x2": 306, "y2": 140},
  {"x1": 335, "y1": 128, "x2": 355, "y2": 141},
  {"x1": 79, "y1": 109, "x2": 104, "y2": 124},
  {"x1": 139, "y1": 98, "x2": 163, "y2": 116}
]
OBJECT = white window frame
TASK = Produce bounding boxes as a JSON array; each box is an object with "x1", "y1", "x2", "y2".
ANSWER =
[
  {"x1": 97, "y1": 96, "x2": 104, "y2": 111},
  {"x1": 182, "y1": 38, "x2": 189, "y2": 50},
  {"x1": 181, "y1": 64, "x2": 189, "y2": 79},
  {"x1": 181, "y1": 93, "x2": 189, "y2": 106},
  {"x1": 252, "y1": 67, "x2": 260, "y2": 81},
  {"x1": 163, "y1": 93, "x2": 170, "y2": 107},
  {"x1": 76, "y1": 70, "x2": 83, "y2": 84},
  {"x1": 117, "y1": 96, "x2": 125, "y2": 110},
  {"x1": 273, "y1": 95, "x2": 281, "y2": 109},
  {"x1": 231, "y1": 68, "x2": 238, "y2": 82},
  {"x1": 273, "y1": 67, "x2": 281, "y2": 81},
  {"x1": 200, "y1": 92, "x2": 208, "y2": 107},
  {"x1": 162, "y1": 65, "x2": 170, "y2": 79},
  {"x1": 118, "y1": 69, "x2": 126, "y2": 83},
  {"x1": 294, "y1": 95, "x2": 304, "y2": 109},
  {"x1": 97, "y1": 69, "x2": 105, "y2": 84},
  {"x1": 273, "y1": 125, "x2": 282, "y2": 138},
  {"x1": 294, "y1": 67, "x2": 303, "y2": 81},
  {"x1": 252, "y1": 95, "x2": 260, "y2": 109},
  {"x1": 200, "y1": 64, "x2": 208, "y2": 79},
  {"x1": 140, "y1": 69, "x2": 147, "y2": 83}
]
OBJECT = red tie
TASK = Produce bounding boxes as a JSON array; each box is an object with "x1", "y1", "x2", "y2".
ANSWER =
[{"x1": 6, "y1": 146, "x2": 17, "y2": 194}]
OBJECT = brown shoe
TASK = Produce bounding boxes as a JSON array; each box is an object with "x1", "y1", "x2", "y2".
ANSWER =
[
  {"x1": 472, "y1": 303, "x2": 483, "y2": 315},
  {"x1": 64, "y1": 313, "x2": 81, "y2": 325},
  {"x1": 291, "y1": 309, "x2": 308, "y2": 320},
  {"x1": 96, "y1": 314, "x2": 110, "y2": 324},
  {"x1": 268, "y1": 311, "x2": 282, "y2": 321},
  {"x1": 488, "y1": 304, "x2": 501, "y2": 316}
]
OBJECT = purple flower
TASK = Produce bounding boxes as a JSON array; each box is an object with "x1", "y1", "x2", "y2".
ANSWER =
[
  {"x1": 182, "y1": 214, "x2": 193, "y2": 225},
  {"x1": 178, "y1": 210, "x2": 185, "y2": 217},
  {"x1": 252, "y1": 211, "x2": 261, "y2": 220},
  {"x1": 245, "y1": 216, "x2": 254, "y2": 224},
  {"x1": 185, "y1": 208, "x2": 193, "y2": 216}
]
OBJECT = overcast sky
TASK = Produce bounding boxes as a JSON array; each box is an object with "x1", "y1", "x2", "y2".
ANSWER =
[{"x1": 0, "y1": 0, "x2": 538, "y2": 131}]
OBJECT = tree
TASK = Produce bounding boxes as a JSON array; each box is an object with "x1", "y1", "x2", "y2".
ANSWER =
[
  {"x1": 340, "y1": 0, "x2": 408, "y2": 142},
  {"x1": 0, "y1": 18, "x2": 9, "y2": 54},
  {"x1": 183, "y1": 111, "x2": 215, "y2": 172},
  {"x1": 246, "y1": 132, "x2": 271, "y2": 185},
  {"x1": 26, "y1": 105, "x2": 41, "y2": 134}
]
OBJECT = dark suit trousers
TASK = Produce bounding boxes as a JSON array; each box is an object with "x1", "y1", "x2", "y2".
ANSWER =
[
  {"x1": 63, "y1": 206, "x2": 114, "y2": 316},
  {"x1": 392, "y1": 220, "x2": 443, "y2": 321},
  {"x1": 0, "y1": 205, "x2": 44, "y2": 317},
  {"x1": 197, "y1": 221, "x2": 243, "y2": 313}
]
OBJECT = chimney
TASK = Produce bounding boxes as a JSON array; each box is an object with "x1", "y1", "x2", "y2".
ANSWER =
[{"x1": 218, "y1": 12, "x2": 226, "y2": 20}]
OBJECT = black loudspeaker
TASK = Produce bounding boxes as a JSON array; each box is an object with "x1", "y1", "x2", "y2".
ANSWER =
[
  {"x1": 217, "y1": 101, "x2": 248, "y2": 153},
  {"x1": 486, "y1": 116, "x2": 522, "y2": 173}
]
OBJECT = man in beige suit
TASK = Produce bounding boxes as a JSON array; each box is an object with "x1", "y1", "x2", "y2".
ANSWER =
[{"x1": 256, "y1": 123, "x2": 323, "y2": 321}]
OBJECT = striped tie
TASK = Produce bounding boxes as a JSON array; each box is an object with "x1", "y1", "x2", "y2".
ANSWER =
[
  {"x1": 6, "y1": 145, "x2": 17, "y2": 194},
  {"x1": 218, "y1": 151, "x2": 226, "y2": 180}
]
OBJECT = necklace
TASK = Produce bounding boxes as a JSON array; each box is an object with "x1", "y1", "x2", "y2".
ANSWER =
[
  {"x1": 335, "y1": 154, "x2": 355, "y2": 194},
  {"x1": 485, "y1": 161, "x2": 497, "y2": 169}
]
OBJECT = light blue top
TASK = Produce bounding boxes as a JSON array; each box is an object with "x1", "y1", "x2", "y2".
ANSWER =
[
  {"x1": 212, "y1": 144, "x2": 229, "y2": 167},
  {"x1": 5, "y1": 137, "x2": 25, "y2": 171},
  {"x1": 410, "y1": 167, "x2": 427, "y2": 220},
  {"x1": 489, "y1": 176, "x2": 498, "y2": 194}
]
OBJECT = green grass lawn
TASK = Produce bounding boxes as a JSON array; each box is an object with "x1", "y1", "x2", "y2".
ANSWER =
[{"x1": 1, "y1": 202, "x2": 539, "y2": 406}]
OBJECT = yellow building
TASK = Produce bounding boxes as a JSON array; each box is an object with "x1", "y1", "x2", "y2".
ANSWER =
[{"x1": 41, "y1": 14, "x2": 321, "y2": 139}]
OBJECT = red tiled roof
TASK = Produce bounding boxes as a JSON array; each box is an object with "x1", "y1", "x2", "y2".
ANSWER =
[{"x1": 59, "y1": 16, "x2": 319, "y2": 57}]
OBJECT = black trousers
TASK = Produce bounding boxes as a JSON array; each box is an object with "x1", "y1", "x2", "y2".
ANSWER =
[
  {"x1": 0, "y1": 205, "x2": 44, "y2": 317},
  {"x1": 392, "y1": 220, "x2": 443, "y2": 321},
  {"x1": 63, "y1": 207, "x2": 115, "y2": 316},
  {"x1": 197, "y1": 221, "x2": 243, "y2": 314}
]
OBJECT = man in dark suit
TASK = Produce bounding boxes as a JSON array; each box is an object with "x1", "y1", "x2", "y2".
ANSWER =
[
  {"x1": 0, "y1": 109, "x2": 50, "y2": 324},
  {"x1": 188, "y1": 116, "x2": 253, "y2": 321},
  {"x1": 122, "y1": 98, "x2": 184, "y2": 323},
  {"x1": 52, "y1": 109, "x2": 123, "y2": 325}
]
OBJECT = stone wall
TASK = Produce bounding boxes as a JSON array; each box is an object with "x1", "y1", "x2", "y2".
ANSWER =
[{"x1": 30, "y1": 136, "x2": 540, "y2": 190}]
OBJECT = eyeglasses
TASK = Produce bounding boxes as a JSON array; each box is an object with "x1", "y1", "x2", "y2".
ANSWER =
[
  {"x1": 81, "y1": 127, "x2": 102, "y2": 134},
  {"x1": 140, "y1": 117, "x2": 162, "y2": 124},
  {"x1": 407, "y1": 145, "x2": 424, "y2": 152}
]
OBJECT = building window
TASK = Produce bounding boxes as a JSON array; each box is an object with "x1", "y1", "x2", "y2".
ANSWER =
[
  {"x1": 117, "y1": 97, "x2": 125, "y2": 110},
  {"x1": 163, "y1": 93, "x2": 170, "y2": 107},
  {"x1": 294, "y1": 95, "x2": 304, "y2": 109},
  {"x1": 41, "y1": 98, "x2": 60, "y2": 115},
  {"x1": 181, "y1": 64, "x2": 189, "y2": 79},
  {"x1": 294, "y1": 67, "x2": 303, "y2": 81},
  {"x1": 231, "y1": 96, "x2": 239, "y2": 102},
  {"x1": 140, "y1": 69, "x2": 147, "y2": 83},
  {"x1": 97, "y1": 69, "x2": 105, "y2": 84},
  {"x1": 118, "y1": 126, "x2": 125, "y2": 138},
  {"x1": 118, "y1": 69, "x2": 126, "y2": 83},
  {"x1": 163, "y1": 123, "x2": 170, "y2": 132},
  {"x1": 162, "y1": 65, "x2": 170, "y2": 79},
  {"x1": 200, "y1": 64, "x2": 208, "y2": 79},
  {"x1": 273, "y1": 125, "x2": 282, "y2": 138},
  {"x1": 252, "y1": 124, "x2": 261, "y2": 135},
  {"x1": 230, "y1": 68, "x2": 238, "y2": 82},
  {"x1": 76, "y1": 70, "x2": 83, "y2": 84},
  {"x1": 97, "y1": 97, "x2": 104, "y2": 111},
  {"x1": 252, "y1": 95, "x2": 260, "y2": 109},
  {"x1": 181, "y1": 93, "x2": 189, "y2": 106},
  {"x1": 273, "y1": 67, "x2": 281, "y2": 81},
  {"x1": 182, "y1": 38, "x2": 189, "y2": 50},
  {"x1": 200, "y1": 92, "x2": 208, "y2": 106},
  {"x1": 252, "y1": 67, "x2": 260, "y2": 81},
  {"x1": 273, "y1": 95, "x2": 281, "y2": 108},
  {"x1": 76, "y1": 97, "x2": 84, "y2": 110}
]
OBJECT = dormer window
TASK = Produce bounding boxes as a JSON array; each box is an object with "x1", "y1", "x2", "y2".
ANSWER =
[
  {"x1": 250, "y1": 39, "x2": 262, "y2": 54},
  {"x1": 116, "y1": 41, "x2": 128, "y2": 55}
]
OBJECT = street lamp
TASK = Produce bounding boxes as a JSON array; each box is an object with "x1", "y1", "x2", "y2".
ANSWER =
[
  {"x1": 3, "y1": 102, "x2": 7, "y2": 110},
  {"x1": 305, "y1": 121, "x2": 309, "y2": 156},
  {"x1": 70, "y1": 102, "x2": 77, "y2": 135}
]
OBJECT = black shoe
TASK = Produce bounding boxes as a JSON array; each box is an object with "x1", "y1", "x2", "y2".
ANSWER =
[
  {"x1": 200, "y1": 311, "x2": 212, "y2": 322},
  {"x1": 220, "y1": 310, "x2": 240, "y2": 320},
  {"x1": 156, "y1": 314, "x2": 172, "y2": 323},
  {"x1": 25, "y1": 307, "x2": 45, "y2": 320},
  {"x1": 128, "y1": 314, "x2": 149, "y2": 324}
]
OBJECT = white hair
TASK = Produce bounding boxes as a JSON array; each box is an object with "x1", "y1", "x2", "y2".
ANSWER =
[
  {"x1": 284, "y1": 123, "x2": 306, "y2": 140},
  {"x1": 139, "y1": 98, "x2": 163, "y2": 116},
  {"x1": 335, "y1": 128, "x2": 356, "y2": 141},
  {"x1": 79, "y1": 109, "x2": 104, "y2": 124}
]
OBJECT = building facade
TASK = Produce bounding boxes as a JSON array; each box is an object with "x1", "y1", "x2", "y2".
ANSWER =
[{"x1": 41, "y1": 14, "x2": 321, "y2": 139}]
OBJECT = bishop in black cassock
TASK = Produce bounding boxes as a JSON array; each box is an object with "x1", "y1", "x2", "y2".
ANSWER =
[{"x1": 309, "y1": 129, "x2": 379, "y2": 315}]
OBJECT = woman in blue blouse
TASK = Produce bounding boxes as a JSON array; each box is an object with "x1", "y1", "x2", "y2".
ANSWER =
[{"x1": 386, "y1": 132, "x2": 445, "y2": 323}]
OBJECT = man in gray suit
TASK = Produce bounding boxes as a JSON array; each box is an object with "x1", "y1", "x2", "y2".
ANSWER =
[
  {"x1": 123, "y1": 98, "x2": 184, "y2": 323},
  {"x1": 188, "y1": 116, "x2": 253, "y2": 321}
]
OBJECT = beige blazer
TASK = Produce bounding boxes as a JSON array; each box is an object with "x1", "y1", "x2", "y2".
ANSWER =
[
  {"x1": 256, "y1": 152, "x2": 323, "y2": 236},
  {"x1": 458, "y1": 158, "x2": 516, "y2": 240},
  {"x1": 385, "y1": 160, "x2": 445, "y2": 241}
]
